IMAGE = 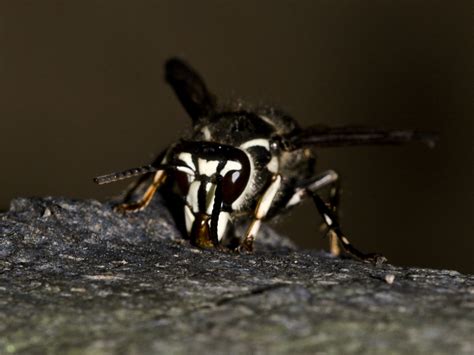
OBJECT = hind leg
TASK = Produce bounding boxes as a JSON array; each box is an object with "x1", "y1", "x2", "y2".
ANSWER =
[
  {"x1": 310, "y1": 192, "x2": 385, "y2": 264},
  {"x1": 289, "y1": 170, "x2": 385, "y2": 264},
  {"x1": 287, "y1": 170, "x2": 341, "y2": 255}
]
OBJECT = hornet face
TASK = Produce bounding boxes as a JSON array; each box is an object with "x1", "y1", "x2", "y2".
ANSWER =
[{"x1": 166, "y1": 141, "x2": 251, "y2": 247}]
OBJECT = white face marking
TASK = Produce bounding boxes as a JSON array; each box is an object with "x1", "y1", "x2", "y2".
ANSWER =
[
  {"x1": 217, "y1": 212, "x2": 230, "y2": 241},
  {"x1": 184, "y1": 205, "x2": 195, "y2": 233},
  {"x1": 324, "y1": 214, "x2": 333, "y2": 226},
  {"x1": 204, "y1": 182, "x2": 217, "y2": 215},
  {"x1": 256, "y1": 175, "x2": 282, "y2": 219},
  {"x1": 184, "y1": 181, "x2": 229, "y2": 240},
  {"x1": 239, "y1": 138, "x2": 270, "y2": 150},
  {"x1": 187, "y1": 180, "x2": 201, "y2": 213},
  {"x1": 197, "y1": 158, "x2": 220, "y2": 177},
  {"x1": 178, "y1": 152, "x2": 195, "y2": 171}
]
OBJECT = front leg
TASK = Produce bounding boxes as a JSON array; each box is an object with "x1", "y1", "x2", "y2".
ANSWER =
[
  {"x1": 238, "y1": 175, "x2": 282, "y2": 252},
  {"x1": 115, "y1": 170, "x2": 167, "y2": 213}
]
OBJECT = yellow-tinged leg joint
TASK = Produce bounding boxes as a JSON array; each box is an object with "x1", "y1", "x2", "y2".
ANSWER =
[
  {"x1": 115, "y1": 170, "x2": 166, "y2": 213},
  {"x1": 328, "y1": 230, "x2": 341, "y2": 256}
]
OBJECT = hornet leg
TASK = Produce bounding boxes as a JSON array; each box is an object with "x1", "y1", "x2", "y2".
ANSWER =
[
  {"x1": 121, "y1": 149, "x2": 168, "y2": 203},
  {"x1": 310, "y1": 191, "x2": 386, "y2": 265},
  {"x1": 287, "y1": 170, "x2": 341, "y2": 255},
  {"x1": 115, "y1": 170, "x2": 167, "y2": 213},
  {"x1": 290, "y1": 170, "x2": 385, "y2": 264},
  {"x1": 319, "y1": 173, "x2": 341, "y2": 256},
  {"x1": 238, "y1": 174, "x2": 282, "y2": 252}
]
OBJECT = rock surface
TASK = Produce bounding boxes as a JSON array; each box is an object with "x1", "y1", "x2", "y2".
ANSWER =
[{"x1": 1, "y1": 197, "x2": 473, "y2": 354}]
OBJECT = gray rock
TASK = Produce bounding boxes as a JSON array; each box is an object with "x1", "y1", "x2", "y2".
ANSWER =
[{"x1": 1, "y1": 197, "x2": 473, "y2": 354}]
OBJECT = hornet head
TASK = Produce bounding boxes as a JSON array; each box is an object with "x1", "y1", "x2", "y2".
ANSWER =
[{"x1": 167, "y1": 141, "x2": 252, "y2": 247}]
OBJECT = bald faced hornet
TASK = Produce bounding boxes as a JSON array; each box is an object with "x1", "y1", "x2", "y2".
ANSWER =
[{"x1": 94, "y1": 58, "x2": 436, "y2": 264}]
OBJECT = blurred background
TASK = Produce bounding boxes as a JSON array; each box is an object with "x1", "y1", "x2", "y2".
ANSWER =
[{"x1": 0, "y1": 1, "x2": 472, "y2": 273}]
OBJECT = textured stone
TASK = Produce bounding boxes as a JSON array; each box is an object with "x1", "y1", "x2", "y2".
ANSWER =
[{"x1": 1, "y1": 197, "x2": 473, "y2": 354}]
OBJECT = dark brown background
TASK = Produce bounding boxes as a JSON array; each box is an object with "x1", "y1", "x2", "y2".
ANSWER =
[{"x1": 0, "y1": 1, "x2": 472, "y2": 272}]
